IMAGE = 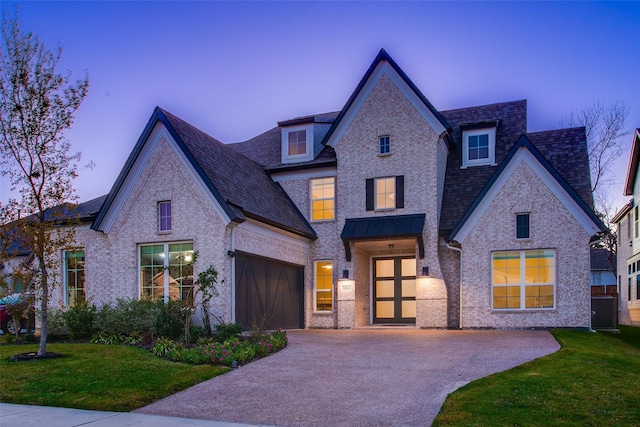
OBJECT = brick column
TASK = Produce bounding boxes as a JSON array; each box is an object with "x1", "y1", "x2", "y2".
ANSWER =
[{"x1": 337, "y1": 278, "x2": 356, "y2": 329}]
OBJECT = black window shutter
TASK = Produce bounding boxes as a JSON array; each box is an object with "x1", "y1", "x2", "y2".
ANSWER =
[
  {"x1": 366, "y1": 178, "x2": 374, "y2": 211},
  {"x1": 395, "y1": 175, "x2": 404, "y2": 208}
]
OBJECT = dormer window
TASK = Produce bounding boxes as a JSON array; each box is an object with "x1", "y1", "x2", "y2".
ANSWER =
[
  {"x1": 281, "y1": 124, "x2": 313, "y2": 163},
  {"x1": 288, "y1": 130, "x2": 307, "y2": 156},
  {"x1": 462, "y1": 126, "x2": 497, "y2": 168}
]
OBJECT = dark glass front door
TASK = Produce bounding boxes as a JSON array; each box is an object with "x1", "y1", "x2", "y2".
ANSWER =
[{"x1": 373, "y1": 257, "x2": 416, "y2": 323}]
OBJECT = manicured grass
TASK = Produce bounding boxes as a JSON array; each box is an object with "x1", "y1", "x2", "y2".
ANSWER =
[
  {"x1": 433, "y1": 326, "x2": 640, "y2": 426},
  {"x1": 0, "y1": 343, "x2": 228, "y2": 411}
]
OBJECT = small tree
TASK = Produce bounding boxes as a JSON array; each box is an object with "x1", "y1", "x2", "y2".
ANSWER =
[
  {"x1": 0, "y1": 11, "x2": 88, "y2": 355},
  {"x1": 178, "y1": 251, "x2": 220, "y2": 346},
  {"x1": 561, "y1": 100, "x2": 630, "y2": 274}
]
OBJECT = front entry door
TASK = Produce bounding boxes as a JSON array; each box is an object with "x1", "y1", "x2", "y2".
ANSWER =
[{"x1": 373, "y1": 257, "x2": 416, "y2": 323}]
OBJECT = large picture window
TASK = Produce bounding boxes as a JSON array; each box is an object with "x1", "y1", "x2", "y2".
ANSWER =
[
  {"x1": 492, "y1": 249, "x2": 555, "y2": 310},
  {"x1": 314, "y1": 261, "x2": 333, "y2": 312},
  {"x1": 310, "y1": 177, "x2": 335, "y2": 221},
  {"x1": 140, "y1": 242, "x2": 193, "y2": 302},
  {"x1": 64, "y1": 250, "x2": 86, "y2": 305}
]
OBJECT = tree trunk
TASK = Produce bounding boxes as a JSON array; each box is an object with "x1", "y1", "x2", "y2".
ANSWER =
[{"x1": 37, "y1": 255, "x2": 48, "y2": 356}]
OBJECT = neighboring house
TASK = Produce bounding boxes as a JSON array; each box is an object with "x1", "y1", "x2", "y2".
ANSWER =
[
  {"x1": 612, "y1": 128, "x2": 640, "y2": 326},
  {"x1": 2, "y1": 49, "x2": 606, "y2": 330},
  {"x1": 0, "y1": 196, "x2": 106, "y2": 307},
  {"x1": 590, "y1": 248, "x2": 616, "y2": 295}
]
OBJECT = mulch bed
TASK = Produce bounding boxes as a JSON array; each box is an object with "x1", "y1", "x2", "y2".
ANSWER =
[{"x1": 9, "y1": 351, "x2": 64, "y2": 361}]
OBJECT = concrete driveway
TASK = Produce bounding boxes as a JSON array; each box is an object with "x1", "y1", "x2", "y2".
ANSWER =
[{"x1": 136, "y1": 329, "x2": 559, "y2": 426}]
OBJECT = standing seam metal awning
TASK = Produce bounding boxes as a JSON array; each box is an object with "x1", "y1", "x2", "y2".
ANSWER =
[{"x1": 340, "y1": 213, "x2": 426, "y2": 261}]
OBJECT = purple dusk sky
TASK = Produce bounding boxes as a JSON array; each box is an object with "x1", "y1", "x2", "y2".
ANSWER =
[{"x1": 1, "y1": 1, "x2": 639, "y2": 213}]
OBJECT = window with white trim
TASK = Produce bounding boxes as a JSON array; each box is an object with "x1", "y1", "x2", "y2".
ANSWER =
[
  {"x1": 314, "y1": 260, "x2": 333, "y2": 311},
  {"x1": 492, "y1": 249, "x2": 555, "y2": 310},
  {"x1": 462, "y1": 127, "x2": 496, "y2": 167},
  {"x1": 635, "y1": 206, "x2": 639, "y2": 238},
  {"x1": 281, "y1": 124, "x2": 313, "y2": 163},
  {"x1": 139, "y1": 242, "x2": 193, "y2": 302},
  {"x1": 310, "y1": 177, "x2": 335, "y2": 221},
  {"x1": 64, "y1": 250, "x2": 86, "y2": 306},
  {"x1": 158, "y1": 201, "x2": 171, "y2": 232}
]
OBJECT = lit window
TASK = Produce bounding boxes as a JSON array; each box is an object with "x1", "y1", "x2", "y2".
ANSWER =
[
  {"x1": 379, "y1": 135, "x2": 390, "y2": 155},
  {"x1": 64, "y1": 251, "x2": 85, "y2": 305},
  {"x1": 492, "y1": 250, "x2": 555, "y2": 310},
  {"x1": 516, "y1": 213, "x2": 530, "y2": 239},
  {"x1": 140, "y1": 242, "x2": 193, "y2": 302},
  {"x1": 311, "y1": 177, "x2": 335, "y2": 221},
  {"x1": 375, "y1": 177, "x2": 396, "y2": 210},
  {"x1": 315, "y1": 261, "x2": 333, "y2": 311},
  {"x1": 158, "y1": 201, "x2": 171, "y2": 232},
  {"x1": 462, "y1": 127, "x2": 496, "y2": 167},
  {"x1": 288, "y1": 130, "x2": 307, "y2": 156}
]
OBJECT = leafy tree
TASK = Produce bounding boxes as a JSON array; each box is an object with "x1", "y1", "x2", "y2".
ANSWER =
[
  {"x1": 561, "y1": 100, "x2": 631, "y2": 274},
  {"x1": 177, "y1": 251, "x2": 220, "y2": 346},
  {"x1": 0, "y1": 11, "x2": 88, "y2": 355}
]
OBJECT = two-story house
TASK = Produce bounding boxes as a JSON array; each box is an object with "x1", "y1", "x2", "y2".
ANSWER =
[
  {"x1": 15, "y1": 49, "x2": 605, "y2": 330},
  {"x1": 612, "y1": 128, "x2": 640, "y2": 326}
]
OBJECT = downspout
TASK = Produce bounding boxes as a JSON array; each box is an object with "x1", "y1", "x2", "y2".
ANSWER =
[
  {"x1": 230, "y1": 225, "x2": 237, "y2": 323},
  {"x1": 446, "y1": 241, "x2": 463, "y2": 329}
]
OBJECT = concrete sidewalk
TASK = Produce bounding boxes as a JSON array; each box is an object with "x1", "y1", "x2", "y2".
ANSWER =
[{"x1": 0, "y1": 403, "x2": 268, "y2": 427}]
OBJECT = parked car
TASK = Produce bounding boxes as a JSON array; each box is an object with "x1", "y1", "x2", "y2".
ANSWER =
[{"x1": 0, "y1": 293, "x2": 35, "y2": 335}]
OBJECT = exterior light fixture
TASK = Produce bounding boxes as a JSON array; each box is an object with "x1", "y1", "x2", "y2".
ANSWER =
[
  {"x1": 422, "y1": 266, "x2": 429, "y2": 276},
  {"x1": 227, "y1": 250, "x2": 236, "y2": 257},
  {"x1": 342, "y1": 269, "x2": 349, "y2": 279}
]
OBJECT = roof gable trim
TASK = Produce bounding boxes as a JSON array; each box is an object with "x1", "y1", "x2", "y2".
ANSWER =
[
  {"x1": 92, "y1": 113, "x2": 235, "y2": 232},
  {"x1": 324, "y1": 50, "x2": 449, "y2": 148},
  {"x1": 450, "y1": 135, "x2": 606, "y2": 242},
  {"x1": 623, "y1": 129, "x2": 640, "y2": 196}
]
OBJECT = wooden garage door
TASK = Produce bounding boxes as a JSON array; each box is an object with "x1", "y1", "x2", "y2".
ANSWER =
[{"x1": 235, "y1": 253, "x2": 304, "y2": 330}]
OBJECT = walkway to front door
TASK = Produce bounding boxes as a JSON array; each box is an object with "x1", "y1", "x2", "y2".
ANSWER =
[{"x1": 136, "y1": 329, "x2": 560, "y2": 426}]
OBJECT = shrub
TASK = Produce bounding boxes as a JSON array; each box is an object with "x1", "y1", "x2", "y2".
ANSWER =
[
  {"x1": 94, "y1": 298, "x2": 156, "y2": 337},
  {"x1": 46, "y1": 308, "x2": 67, "y2": 336},
  {"x1": 90, "y1": 332, "x2": 142, "y2": 346},
  {"x1": 214, "y1": 321, "x2": 243, "y2": 342},
  {"x1": 62, "y1": 299, "x2": 97, "y2": 341},
  {"x1": 154, "y1": 299, "x2": 184, "y2": 340}
]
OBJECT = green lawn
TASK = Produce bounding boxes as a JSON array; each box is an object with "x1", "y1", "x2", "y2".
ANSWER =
[
  {"x1": 0, "y1": 343, "x2": 228, "y2": 411},
  {"x1": 433, "y1": 326, "x2": 640, "y2": 426}
]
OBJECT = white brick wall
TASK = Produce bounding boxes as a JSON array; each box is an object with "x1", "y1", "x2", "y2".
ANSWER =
[{"x1": 459, "y1": 162, "x2": 592, "y2": 328}]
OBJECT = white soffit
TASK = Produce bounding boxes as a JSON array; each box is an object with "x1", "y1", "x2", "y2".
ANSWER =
[
  {"x1": 454, "y1": 148, "x2": 602, "y2": 242},
  {"x1": 98, "y1": 123, "x2": 232, "y2": 233},
  {"x1": 326, "y1": 61, "x2": 447, "y2": 147}
]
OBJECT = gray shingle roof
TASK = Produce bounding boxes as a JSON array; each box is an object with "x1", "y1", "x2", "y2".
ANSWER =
[
  {"x1": 1, "y1": 195, "x2": 107, "y2": 257},
  {"x1": 228, "y1": 112, "x2": 339, "y2": 171},
  {"x1": 590, "y1": 248, "x2": 615, "y2": 272},
  {"x1": 439, "y1": 100, "x2": 595, "y2": 235},
  {"x1": 439, "y1": 100, "x2": 528, "y2": 234},
  {"x1": 159, "y1": 109, "x2": 316, "y2": 238}
]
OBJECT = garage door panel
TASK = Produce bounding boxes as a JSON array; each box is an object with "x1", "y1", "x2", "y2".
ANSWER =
[{"x1": 235, "y1": 254, "x2": 304, "y2": 330}]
